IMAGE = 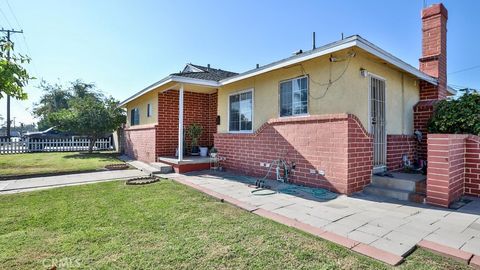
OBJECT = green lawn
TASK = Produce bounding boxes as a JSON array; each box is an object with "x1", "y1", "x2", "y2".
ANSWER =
[
  {"x1": 0, "y1": 180, "x2": 469, "y2": 269},
  {"x1": 0, "y1": 152, "x2": 123, "y2": 177}
]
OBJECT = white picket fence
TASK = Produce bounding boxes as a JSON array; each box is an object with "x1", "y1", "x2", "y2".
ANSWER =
[{"x1": 0, "y1": 137, "x2": 113, "y2": 154}]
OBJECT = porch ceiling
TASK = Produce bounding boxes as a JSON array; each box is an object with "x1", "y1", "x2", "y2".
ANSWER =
[{"x1": 162, "y1": 82, "x2": 217, "y2": 94}]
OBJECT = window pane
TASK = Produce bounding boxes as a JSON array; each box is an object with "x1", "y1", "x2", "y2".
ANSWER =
[
  {"x1": 229, "y1": 94, "x2": 240, "y2": 131},
  {"x1": 300, "y1": 77, "x2": 307, "y2": 90},
  {"x1": 134, "y1": 109, "x2": 140, "y2": 125},
  {"x1": 240, "y1": 92, "x2": 252, "y2": 131},
  {"x1": 292, "y1": 77, "x2": 308, "y2": 115},
  {"x1": 280, "y1": 81, "x2": 292, "y2": 116},
  {"x1": 230, "y1": 91, "x2": 253, "y2": 132}
]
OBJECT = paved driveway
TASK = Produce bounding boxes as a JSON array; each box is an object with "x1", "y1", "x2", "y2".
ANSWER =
[
  {"x1": 0, "y1": 169, "x2": 147, "y2": 194},
  {"x1": 166, "y1": 171, "x2": 480, "y2": 259}
]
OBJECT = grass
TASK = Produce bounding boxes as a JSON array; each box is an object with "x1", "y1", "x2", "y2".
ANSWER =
[
  {"x1": 0, "y1": 152, "x2": 123, "y2": 177},
  {"x1": 0, "y1": 180, "x2": 470, "y2": 269}
]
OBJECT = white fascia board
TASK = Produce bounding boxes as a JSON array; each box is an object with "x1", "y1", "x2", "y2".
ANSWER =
[
  {"x1": 219, "y1": 37, "x2": 358, "y2": 85},
  {"x1": 447, "y1": 85, "x2": 457, "y2": 95},
  {"x1": 119, "y1": 75, "x2": 219, "y2": 107},
  {"x1": 121, "y1": 36, "x2": 443, "y2": 107},
  {"x1": 119, "y1": 76, "x2": 173, "y2": 107},
  {"x1": 354, "y1": 37, "x2": 438, "y2": 85},
  {"x1": 219, "y1": 35, "x2": 438, "y2": 87},
  {"x1": 170, "y1": 75, "x2": 220, "y2": 87}
]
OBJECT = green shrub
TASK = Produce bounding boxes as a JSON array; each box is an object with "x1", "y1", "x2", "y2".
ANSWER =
[{"x1": 428, "y1": 91, "x2": 480, "y2": 135}]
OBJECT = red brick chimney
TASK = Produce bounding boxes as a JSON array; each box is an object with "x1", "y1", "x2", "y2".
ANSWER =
[
  {"x1": 419, "y1": 3, "x2": 448, "y2": 100},
  {"x1": 414, "y1": 3, "x2": 448, "y2": 161}
]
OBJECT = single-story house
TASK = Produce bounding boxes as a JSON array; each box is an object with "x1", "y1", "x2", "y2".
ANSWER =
[{"x1": 120, "y1": 3, "x2": 455, "y2": 195}]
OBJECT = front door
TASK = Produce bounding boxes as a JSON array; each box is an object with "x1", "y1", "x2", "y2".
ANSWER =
[{"x1": 370, "y1": 76, "x2": 387, "y2": 173}]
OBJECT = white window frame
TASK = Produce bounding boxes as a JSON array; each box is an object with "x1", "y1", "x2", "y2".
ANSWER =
[
  {"x1": 227, "y1": 88, "x2": 254, "y2": 133},
  {"x1": 131, "y1": 107, "x2": 140, "y2": 126},
  {"x1": 278, "y1": 75, "x2": 309, "y2": 117},
  {"x1": 147, "y1": 103, "x2": 152, "y2": 117}
]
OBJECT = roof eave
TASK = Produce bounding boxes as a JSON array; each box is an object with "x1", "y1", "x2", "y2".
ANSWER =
[
  {"x1": 354, "y1": 37, "x2": 438, "y2": 85},
  {"x1": 447, "y1": 86, "x2": 457, "y2": 95},
  {"x1": 119, "y1": 75, "x2": 219, "y2": 107},
  {"x1": 219, "y1": 35, "x2": 439, "y2": 86}
]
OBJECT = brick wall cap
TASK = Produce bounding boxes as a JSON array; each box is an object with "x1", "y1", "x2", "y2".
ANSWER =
[
  {"x1": 414, "y1": 99, "x2": 439, "y2": 109},
  {"x1": 467, "y1": 135, "x2": 480, "y2": 143},
  {"x1": 428, "y1": 134, "x2": 471, "y2": 139},
  {"x1": 267, "y1": 113, "x2": 350, "y2": 125},
  {"x1": 422, "y1": 3, "x2": 448, "y2": 20},
  {"x1": 125, "y1": 124, "x2": 157, "y2": 131}
]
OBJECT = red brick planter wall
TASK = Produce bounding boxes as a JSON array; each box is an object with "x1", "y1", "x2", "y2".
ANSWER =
[
  {"x1": 386, "y1": 135, "x2": 417, "y2": 171},
  {"x1": 214, "y1": 114, "x2": 372, "y2": 195},
  {"x1": 124, "y1": 125, "x2": 157, "y2": 162},
  {"x1": 465, "y1": 136, "x2": 480, "y2": 197},
  {"x1": 427, "y1": 134, "x2": 480, "y2": 208},
  {"x1": 156, "y1": 90, "x2": 217, "y2": 157}
]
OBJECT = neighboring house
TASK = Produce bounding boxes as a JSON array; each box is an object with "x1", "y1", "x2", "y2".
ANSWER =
[
  {"x1": 24, "y1": 127, "x2": 73, "y2": 139},
  {"x1": 120, "y1": 4, "x2": 453, "y2": 195}
]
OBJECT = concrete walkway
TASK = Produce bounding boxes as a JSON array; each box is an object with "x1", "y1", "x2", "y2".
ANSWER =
[
  {"x1": 0, "y1": 169, "x2": 147, "y2": 194},
  {"x1": 166, "y1": 171, "x2": 480, "y2": 266}
]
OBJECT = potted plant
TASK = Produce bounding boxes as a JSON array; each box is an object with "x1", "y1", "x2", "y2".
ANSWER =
[
  {"x1": 187, "y1": 123, "x2": 203, "y2": 156},
  {"x1": 210, "y1": 147, "x2": 218, "y2": 158}
]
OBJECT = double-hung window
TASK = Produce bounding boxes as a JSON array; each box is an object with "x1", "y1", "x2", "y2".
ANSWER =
[
  {"x1": 280, "y1": 76, "x2": 308, "y2": 117},
  {"x1": 229, "y1": 89, "x2": 253, "y2": 132},
  {"x1": 130, "y1": 108, "x2": 140, "y2": 126}
]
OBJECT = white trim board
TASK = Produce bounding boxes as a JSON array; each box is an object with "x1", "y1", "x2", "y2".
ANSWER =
[{"x1": 120, "y1": 35, "x2": 454, "y2": 107}]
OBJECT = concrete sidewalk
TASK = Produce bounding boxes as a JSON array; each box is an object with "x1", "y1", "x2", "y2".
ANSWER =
[
  {"x1": 166, "y1": 171, "x2": 480, "y2": 266},
  {"x1": 0, "y1": 169, "x2": 147, "y2": 194}
]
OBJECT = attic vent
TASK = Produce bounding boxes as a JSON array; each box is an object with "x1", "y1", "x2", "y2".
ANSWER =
[{"x1": 182, "y1": 64, "x2": 204, "y2": 73}]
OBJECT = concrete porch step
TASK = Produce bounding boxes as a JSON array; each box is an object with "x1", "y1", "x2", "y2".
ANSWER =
[
  {"x1": 364, "y1": 172, "x2": 427, "y2": 202},
  {"x1": 363, "y1": 185, "x2": 413, "y2": 201},
  {"x1": 127, "y1": 160, "x2": 164, "y2": 175},
  {"x1": 372, "y1": 177, "x2": 416, "y2": 192},
  {"x1": 150, "y1": 162, "x2": 174, "y2": 174}
]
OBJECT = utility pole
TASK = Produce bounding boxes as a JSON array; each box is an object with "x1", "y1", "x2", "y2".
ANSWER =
[{"x1": 0, "y1": 28, "x2": 23, "y2": 139}]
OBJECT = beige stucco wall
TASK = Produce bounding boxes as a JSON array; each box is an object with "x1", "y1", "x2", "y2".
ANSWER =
[
  {"x1": 217, "y1": 49, "x2": 419, "y2": 135},
  {"x1": 125, "y1": 90, "x2": 158, "y2": 127}
]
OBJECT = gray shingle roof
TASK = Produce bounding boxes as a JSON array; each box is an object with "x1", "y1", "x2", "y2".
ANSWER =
[{"x1": 171, "y1": 64, "x2": 238, "y2": 82}]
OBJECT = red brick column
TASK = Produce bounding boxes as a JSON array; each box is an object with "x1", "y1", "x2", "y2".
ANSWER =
[
  {"x1": 465, "y1": 135, "x2": 480, "y2": 197},
  {"x1": 124, "y1": 125, "x2": 157, "y2": 162},
  {"x1": 214, "y1": 114, "x2": 372, "y2": 195},
  {"x1": 427, "y1": 134, "x2": 468, "y2": 207}
]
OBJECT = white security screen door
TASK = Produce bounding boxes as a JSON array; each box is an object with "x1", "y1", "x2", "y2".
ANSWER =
[{"x1": 370, "y1": 76, "x2": 387, "y2": 173}]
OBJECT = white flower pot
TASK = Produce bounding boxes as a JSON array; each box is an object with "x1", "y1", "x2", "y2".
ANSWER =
[{"x1": 199, "y1": 147, "x2": 208, "y2": 157}]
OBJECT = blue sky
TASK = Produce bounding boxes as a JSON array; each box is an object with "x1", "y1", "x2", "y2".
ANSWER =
[{"x1": 0, "y1": 0, "x2": 479, "y2": 125}]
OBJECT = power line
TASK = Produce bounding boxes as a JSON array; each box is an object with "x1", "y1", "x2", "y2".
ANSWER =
[
  {"x1": 0, "y1": 7, "x2": 12, "y2": 29},
  {"x1": 1, "y1": 28, "x2": 23, "y2": 139},
  {"x1": 5, "y1": 0, "x2": 21, "y2": 29},
  {"x1": 448, "y1": 65, "x2": 480, "y2": 75},
  {"x1": 3, "y1": 0, "x2": 39, "y2": 78}
]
